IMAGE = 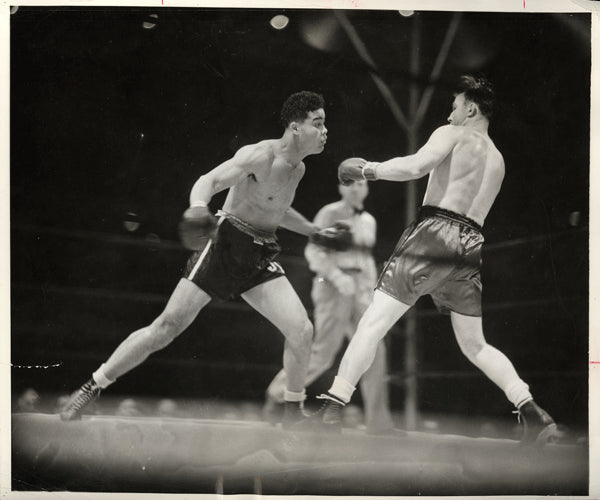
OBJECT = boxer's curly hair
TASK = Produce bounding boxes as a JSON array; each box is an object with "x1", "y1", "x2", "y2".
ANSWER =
[
  {"x1": 456, "y1": 75, "x2": 495, "y2": 118},
  {"x1": 280, "y1": 91, "x2": 325, "y2": 128}
]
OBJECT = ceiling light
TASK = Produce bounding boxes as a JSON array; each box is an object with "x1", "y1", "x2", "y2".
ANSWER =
[
  {"x1": 270, "y1": 15, "x2": 289, "y2": 30},
  {"x1": 143, "y1": 14, "x2": 158, "y2": 30}
]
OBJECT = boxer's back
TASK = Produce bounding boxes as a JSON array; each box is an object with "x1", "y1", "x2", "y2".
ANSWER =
[{"x1": 422, "y1": 127, "x2": 505, "y2": 227}]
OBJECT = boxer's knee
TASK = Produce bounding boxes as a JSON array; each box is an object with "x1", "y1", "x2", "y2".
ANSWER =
[
  {"x1": 285, "y1": 317, "x2": 313, "y2": 350},
  {"x1": 148, "y1": 313, "x2": 187, "y2": 350},
  {"x1": 458, "y1": 337, "x2": 487, "y2": 364}
]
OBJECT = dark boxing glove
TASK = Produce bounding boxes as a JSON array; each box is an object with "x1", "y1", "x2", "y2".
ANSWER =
[
  {"x1": 309, "y1": 222, "x2": 353, "y2": 251},
  {"x1": 338, "y1": 157, "x2": 378, "y2": 186},
  {"x1": 178, "y1": 203, "x2": 218, "y2": 251}
]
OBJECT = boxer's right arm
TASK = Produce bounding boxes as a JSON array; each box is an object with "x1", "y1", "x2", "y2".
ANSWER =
[
  {"x1": 188, "y1": 143, "x2": 271, "y2": 206},
  {"x1": 179, "y1": 143, "x2": 270, "y2": 250},
  {"x1": 179, "y1": 204, "x2": 218, "y2": 251}
]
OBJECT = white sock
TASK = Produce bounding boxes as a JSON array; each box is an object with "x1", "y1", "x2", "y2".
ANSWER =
[
  {"x1": 473, "y1": 345, "x2": 532, "y2": 408},
  {"x1": 515, "y1": 393, "x2": 533, "y2": 409},
  {"x1": 328, "y1": 376, "x2": 356, "y2": 404},
  {"x1": 92, "y1": 364, "x2": 115, "y2": 389},
  {"x1": 284, "y1": 389, "x2": 306, "y2": 402}
]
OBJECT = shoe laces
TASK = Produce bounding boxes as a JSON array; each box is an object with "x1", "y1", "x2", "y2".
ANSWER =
[
  {"x1": 316, "y1": 393, "x2": 345, "y2": 406},
  {"x1": 316, "y1": 394, "x2": 344, "y2": 424},
  {"x1": 512, "y1": 410, "x2": 521, "y2": 424},
  {"x1": 70, "y1": 382, "x2": 100, "y2": 411}
]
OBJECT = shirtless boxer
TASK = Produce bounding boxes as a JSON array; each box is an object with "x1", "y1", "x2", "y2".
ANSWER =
[
  {"x1": 310, "y1": 76, "x2": 557, "y2": 445},
  {"x1": 59, "y1": 91, "x2": 349, "y2": 425}
]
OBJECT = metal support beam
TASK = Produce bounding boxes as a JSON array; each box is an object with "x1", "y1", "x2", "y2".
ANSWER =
[
  {"x1": 403, "y1": 14, "x2": 421, "y2": 432},
  {"x1": 334, "y1": 10, "x2": 410, "y2": 132},
  {"x1": 414, "y1": 13, "x2": 462, "y2": 128}
]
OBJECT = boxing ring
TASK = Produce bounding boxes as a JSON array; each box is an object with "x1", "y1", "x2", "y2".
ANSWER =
[
  {"x1": 8, "y1": 5, "x2": 593, "y2": 498},
  {"x1": 9, "y1": 220, "x2": 590, "y2": 496},
  {"x1": 12, "y1": 411, "x2": 587, "y2": 496}
]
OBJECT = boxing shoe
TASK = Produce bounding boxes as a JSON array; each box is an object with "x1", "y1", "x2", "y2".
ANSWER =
[
  {"x1": 59, "y1": 379, "x2": 101, "y2": 421},
  {"x1": 318, "y1": 394, "x2": 345, "y2": 432},
  {"x1": 516, "y1": 399, "x2": 558, "y2": 446},
  {"x1": 287, "y1": 393, "x2": 344, "y2": 433},
  {"x1": 281, "y1": 401, "x2": 311, "y2": 430}
]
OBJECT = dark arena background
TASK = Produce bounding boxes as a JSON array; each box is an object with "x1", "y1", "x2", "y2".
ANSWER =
[{"x1": 7, "y1": 3, "x2": 593, "y2": 498}]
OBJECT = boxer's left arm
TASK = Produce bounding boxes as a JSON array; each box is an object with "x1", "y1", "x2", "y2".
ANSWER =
[
  {"x1": 277, "y1": 161, "x2": 317, "y2": 236},
  {"x1": 356, "y1": 125, "x2": 460, "y2": 182},
  {"x1": 280, "y1": 207, "x2": 353, "y2": 254},
  {"x1": 305, "y1": 206, "x2": 355, "y2": 296},
  {"x1": 279, "y1": 207, "x2": 318, "y2": 236}
]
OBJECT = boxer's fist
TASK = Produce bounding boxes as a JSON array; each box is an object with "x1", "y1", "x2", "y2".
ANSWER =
[
  {"x1": 178, "y1": 205, "x2": 218, "y2": 251},
  {"x1": 309, "y1": 222, "x2": 353, "y2": 251},
  {"x1": 338, "y1": 157, "x2": 367, "y2": 186}
]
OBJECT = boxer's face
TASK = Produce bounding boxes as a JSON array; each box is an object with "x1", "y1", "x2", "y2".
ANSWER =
[
  {"x1": 293, "y1": 108, "x2": 327, "y2": 154},
  {"x1": 448, "y1": 93, "x2": 470, "y2": 126}
]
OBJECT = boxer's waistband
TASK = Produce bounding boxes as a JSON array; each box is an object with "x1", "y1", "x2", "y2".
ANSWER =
[
  {"x1": 418, "y1": 205, "x2": 482, "y2": 232},
  {"x1": 216, "y1": 210, "x2": 278, "y2": 244}
]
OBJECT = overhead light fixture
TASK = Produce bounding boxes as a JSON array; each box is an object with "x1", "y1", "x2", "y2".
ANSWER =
[
  {"x1": 399, "y1": 10, "x2": 415, "y2": 17},
  {"x1": 143, "y1": 13, "x2": 158, "y2": 30},
  {"x1": 270, "y1": 14, "x2": 289, "y2": 30},
  {"x1": 299, "y1": 13, "x2": 341, "y2": 52}
]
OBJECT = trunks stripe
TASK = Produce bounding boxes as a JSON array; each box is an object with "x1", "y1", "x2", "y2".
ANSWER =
[
  {"x1": 188, "y1": 239, "x2": 212, "y2": 281},
  {"x1": 187, "y1": 216, "x2": 225, "y2": 281}
]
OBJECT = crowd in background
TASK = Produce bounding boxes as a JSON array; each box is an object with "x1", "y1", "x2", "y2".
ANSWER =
[{"x1": 14, "y1": 385, "x2": 574, "y2": 444}]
